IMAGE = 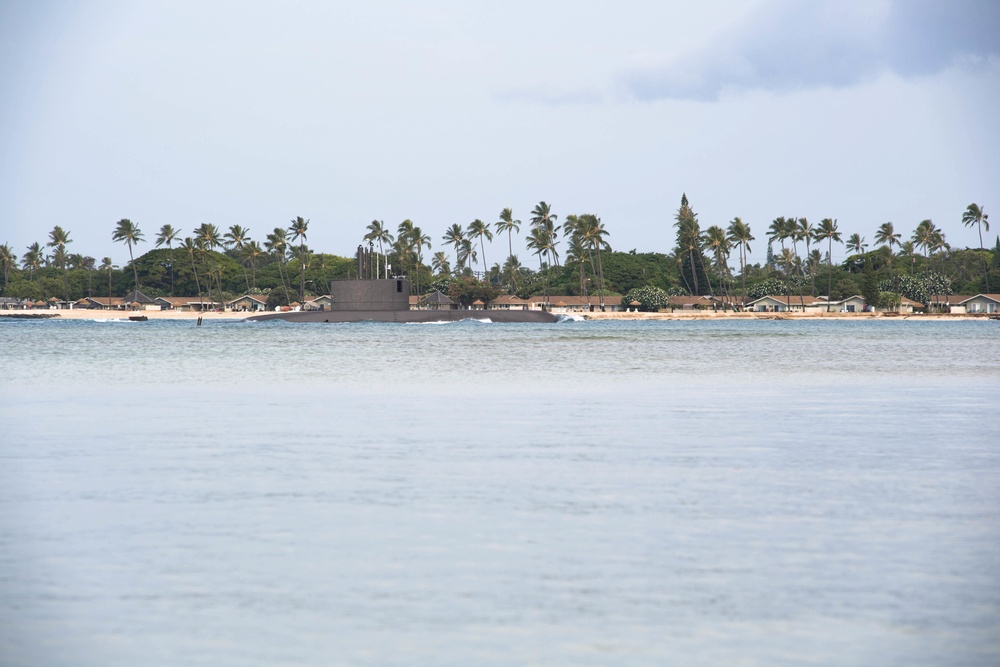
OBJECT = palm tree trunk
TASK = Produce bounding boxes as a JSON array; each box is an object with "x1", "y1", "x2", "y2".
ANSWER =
[
  {"x1": 827, "y1": 237, "x2": 834, "y2": 312},
  {"x1": 299, "y1": 242, "x2": 306, "y2": 302},
  {"x1": 688, "y1": 248, "x2": 699, "y2": 295},
  {"x1": 595, "y1": 243, "x2": 606, "y2": 310},
  {"x1": 740, "y1": 243, "x2": 747, "y2": 310},
  {"x1": 128, "y1": 242, "x2": 139, "y2": 292},
  {"x1": 480, "y1": 239, "x2": 488, "y2": 283},
  {"x1": 979, "y1": 223, "x2": 990, "y2": 292}
]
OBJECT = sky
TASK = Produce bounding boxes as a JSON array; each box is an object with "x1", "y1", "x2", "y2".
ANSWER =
[{"x1": 1, "y1": 0, "x2": 998, "y2": 268}]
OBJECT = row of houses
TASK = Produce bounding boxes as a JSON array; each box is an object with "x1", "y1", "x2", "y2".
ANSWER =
[
  {"x1": 747, "y1": 294, "x2": 1000, "y2": 314},
  {"x1": 5, "y1": 291, "x2": 999, "y2": 315}
]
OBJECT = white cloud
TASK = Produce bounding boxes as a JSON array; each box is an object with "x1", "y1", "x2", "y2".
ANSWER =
[{"x1": 618, "y1": 0, "x2": 1000, "y2": 101}]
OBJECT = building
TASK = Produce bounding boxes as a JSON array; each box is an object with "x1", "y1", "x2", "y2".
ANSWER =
[
  {"x1": 958, "y1": 294, "x2": 1000, "y2": 313},
  {"x1": 747, "y1": 295, "x2": 826, "y2": 312},
  {"x1": 227, "y1": 294, "x2": 269, "y2": 311},
  {"x1": 526, "y1": 295, "x2": 623, "y2": 312},
  {"x1": 154, "y1": 296, "x2": 220, "y2": 312}
]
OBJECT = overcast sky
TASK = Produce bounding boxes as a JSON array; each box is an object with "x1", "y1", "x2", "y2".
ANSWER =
[{"x1": 1, "y1": 0, "x2": 998, "y2": 268}]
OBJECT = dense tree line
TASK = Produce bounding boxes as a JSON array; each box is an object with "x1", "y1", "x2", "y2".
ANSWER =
[{"x1": 1, "y1": 200, "x2": 994, "y2": 308}]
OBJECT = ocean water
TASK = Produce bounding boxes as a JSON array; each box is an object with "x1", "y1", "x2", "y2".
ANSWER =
[{"x1": 1, "y1": 317, "x2": 998, "y2": 666}]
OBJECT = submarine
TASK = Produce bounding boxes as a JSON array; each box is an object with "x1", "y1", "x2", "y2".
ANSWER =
[{"x1": 246, "y1": 245, "x2": 559, "y2": 324}]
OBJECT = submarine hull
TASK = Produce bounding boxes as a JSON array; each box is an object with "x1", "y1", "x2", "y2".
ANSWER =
[{"x1": 245, "y1": 309, "x2": 561, "y2": 323}]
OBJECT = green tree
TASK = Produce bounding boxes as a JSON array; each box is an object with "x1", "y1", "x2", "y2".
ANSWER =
[
  {"x1": 288, "y1": 216, "x2": 310, "y2": 302},
  {"x1": 0, "y1": 243, "x2": 15, "y2": 290},
  {"x1": 874, "y1": 221, "x2": 901, "y2": 288},
  {"x1": 21, "y1": 242, "x2": 44, "y2": 281},
  {"x1": 912, "y1": 219, "x2": 936, "y2": 257},
  {"x1": 703, "y1": 225, "x2": 731, "y2": 304},
  {"x1": 111, "y1": 219, "x2": 144, "y2": 292},
  {"x1": 99, "y1": 257, "x2": 116, "y2": 304},
  {"x1": 494, "y1": 208, "x2": 521, "y2": 288},
  {"x1": 466, "y1": 219, "x2": 493, "y2": 281},
  {"x1": 767, "y1": 216, "x2": 792, "y2": 254},
  {"x1": 727, "y1": 217, "x2": 754, "y2": 308},
  {"x1": 180, "y1": 238, "x2": 203, "y2": 303},
  {"x1": 442, "y1": 223, "x2": 466, "y2": 273},
  {"x1": 813, "y1": 218, "x2": 841, "y2": 312},
  {"x1": 846, "y1": 233, "x2": 867, "y2": 256},
  {"x1": 264, "y1": 228, "x2": 291, "y2": 305},
  {"x1": 530, "y1": 201, "x2": 560, "y2": 268},
  {"x1": 797, "y1": 217, "x2": 815, "y2": 295},
  {"x1": 579, "y1": 214, "x2": 610, "y2": 309},
  {"x1": 242, "y1": 240, "x2": 265, "y2": 290},
  {"x1": 962, "y1": 203, "x2": 990, "y2": 292},
  {"x1": 47, "y1": 225, "x2": 73, "y2": 301},
  {"x1": 673, "y1": 195, "x2": 708, "y2": 295},
  {"x1": 363, "y1": 220, "x2": 394, "y2": 277},
  {"x1": 448, "y1": 275, "x2": 500, "y2": 307},
  {"x1": 155, "y1": 224, "x2": 181, "y2": 295},
  {"x1": 224, "y1": 224, "x2": 252, "y2": 292},
  {"x1": 623, "y1": 285, "x2": 670, "y2": 312},
  {"x1": 861, "y1": 260, "x2": 879, "y2": 309},
  {"x1": 431, "y1": 251, "x2": 451, "y2": 275}
]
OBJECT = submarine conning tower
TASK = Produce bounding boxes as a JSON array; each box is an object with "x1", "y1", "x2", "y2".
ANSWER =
[
  {"x1": 328, "y1": 278, "x2": 412, "y2": 312},
  {"x1": 328, "y1": 244, "x2": 411, "y2": 312}
]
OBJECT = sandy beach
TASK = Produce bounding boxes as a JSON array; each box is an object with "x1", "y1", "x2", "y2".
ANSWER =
[{"x1": 2, "y1": 308, "x2": 991, "y2": 322}]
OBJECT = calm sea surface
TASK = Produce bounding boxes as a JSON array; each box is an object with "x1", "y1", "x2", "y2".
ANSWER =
[{"x1": 1, "y1": 318, "x2": 998, "y2": 666}]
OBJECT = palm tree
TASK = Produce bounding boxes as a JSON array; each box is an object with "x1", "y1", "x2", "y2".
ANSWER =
[
  {"x1": 47, "y1": 226, "x2": 73, "y2": 301},
  {"x1": 442, "y1": 223, "x2": 466, "y2": 273},
  {"x1": 727, "y1": 217, "x2": 754, "y2": 308},
  {"x1": 242, "y1": 241, "x2": 265, "y2": 290},
  {"x1": 846, "y1": 233, "x2": 867, "y2": 256},
  {"x1": 264, "y1": 228, "x2": 291, "y2": 304},
  {"x1": 0, "y1": 243, "x2": 15, "y2": 289},
  {"x1": 703, "y1": 225, "x2": 731, "y2": 306},
  {"x1": 364, "y1": 220, "x2": 395, "y2": 278},
  {"x1": 431, "y1": 251, "x2": 451, "y2": 275},
  {"x1": 100, "y1": 257, "x2": 116, "y2": 308},
  {"x1": 155, "y1": 224, "x2": 181, "y2": 295},
  {"x1": 494, "y1": 208, "x2": 521, "y2": 288},
  {"x1": 181, "y1": 238, "x2": 203, "y2": 306},
  {"x1": 912, "y1": 220, "x2": 936, "y2": 257},
  {"x1": 288, "y1": 216, "x2": 309, "y2": 302},
  {"x1": 22, "y1": 242, "x2": 44, "y2": 281},
  {"x1": 674, "y1": 205, "x2": 703, "y2": 295},
  {"x1": 899, "y1": 240, "x2": 917, "y2": 274},
  {"x1": 411, "y1": 226, "x2": 431, "y2": 294},
  {"x1": 579, "y1": 214, "x2": 610, "y2": 310},
  {"x1": 530, "y1": 201, "x2": 560, "y2": 267},
  {"x1": 797, "y1": 218, "x2": 815, "y2": 295},
  {"x1": 930, "y1": 228, "x2": 949, "y2": 309},
  {"x1": 565, "y1": 233, "x2": 590, "y2": 298},
  {"x1": 394, "y1": 220, "x2": 417, "y2": 278},
  {"x1": 874, "y1": 221, "x2": 901, "y2": 288},
  {"x1": 526, "y1": 226, "x2": 549, "y2": 299},
  {"x1": 224, "y1": 224, "x2": 251, "y2": 292},
  {"x1": 195, "y1": 223, "x2": 223, "y2": 308},
  {"x1": 962, "y1": 203, "x2": 990, "y2": 292},
  {"x1": 466, "y1": 219, "x2": 492, "y2": 281},
  {"x1": 778, "y1": 247, "x2": 799, "y2": 309},
  {"x1": 78, "y1": 255, "x2": 96, "y2": 297},
  {"x1": 767, "y1": 217, "x2": 791, "y2": 253},
  {"x1": 111, "y1": 219, "x2": 144, "y2": 292},
  {"x1": 458, "y1": 238, "x2": 477, "y2": 275},
  {"x1": 814, "y1": 218, "x2": 842, "y2": 311}
]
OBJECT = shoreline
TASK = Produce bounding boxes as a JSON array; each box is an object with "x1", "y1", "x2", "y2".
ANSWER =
[{"x1": 1, "y1": 309, "x2": 994, "y2": 322}]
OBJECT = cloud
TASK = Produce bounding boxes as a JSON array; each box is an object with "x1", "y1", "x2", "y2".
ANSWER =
[{"x1": 619, "y1": 0, "x2": 1000, "y2": 102}]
